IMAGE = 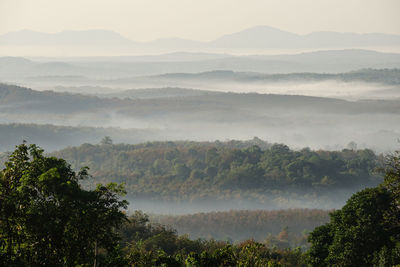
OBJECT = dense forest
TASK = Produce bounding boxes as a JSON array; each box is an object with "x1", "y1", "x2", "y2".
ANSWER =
[
  {"x1": 1, "y1": 13, "x2": 400, "y2": 265},
  {"x1": 51, "y1": 140, "x2": 382, "y2": 209},
  {"x1": 1, "y1": 143, "x2": 399, "y2": 266}
]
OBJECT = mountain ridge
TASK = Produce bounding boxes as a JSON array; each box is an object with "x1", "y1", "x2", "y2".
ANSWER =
[{"x1": 2, "y1": 26, "x2": 400, "y2": 50}]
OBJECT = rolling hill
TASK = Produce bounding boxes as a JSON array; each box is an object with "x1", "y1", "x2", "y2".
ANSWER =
[{"x1": 1, "y1": 83, "x2": 399, "y2": 151}]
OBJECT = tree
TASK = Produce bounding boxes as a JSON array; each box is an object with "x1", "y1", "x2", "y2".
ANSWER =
[
  {"x1": 307, "y1": 224, "x2": 333, "y2": 267},
  {"x1": 101, "y1": 136, "x2": 113, "y2": 145},
  {"x1": 0, "y1": 143, "x2": 128, "y2": 266},
  {"x1": 307, "y1": 187, "x2": 399, "y2": 266},
  {"x1": 346, "y1": 141, "x2": 357, "y2": 151},
  {"x1": 380, "y1": 149, "x2": 400, "y2": 248},
  {"x1": 306, "y1": 148, "x2": 400, "y2": 266},
  {"x1": 382, "y1": 149, "x2": 400, "y2": 205}
]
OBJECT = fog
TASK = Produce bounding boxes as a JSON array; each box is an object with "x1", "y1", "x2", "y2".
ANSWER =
[
  {"x1": 0, "y1": 95, "x2": 399, "y2": 153},
  {"x1": 92, "y1": 80, "x2": 399, "y2": 101},
  {"x1": 1, "y1": 50, "x2": 400, "y2": 216},
  {"x1": 125, "y1": 189, "x2": 356, "y2": 215},
  {"x1": 1, "y1": 3, "x2": 400, "y2": 256}
]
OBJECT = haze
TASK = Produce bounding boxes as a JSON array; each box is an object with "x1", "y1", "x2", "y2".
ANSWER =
[
  {"x1": 1, "y1": 0, "x2": 400, "y2": 41},
  {"x1": 1, "y1": 0, "x2": 399, "y2": 219}
]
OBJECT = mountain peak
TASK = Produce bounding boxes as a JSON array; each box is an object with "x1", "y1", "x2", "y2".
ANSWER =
[
  {"x1": 237, "y1": 25, "x2": 296, "y2": 35},
  {"x1": 211, "y1": 25, "x2": 299, "y2": 48}
]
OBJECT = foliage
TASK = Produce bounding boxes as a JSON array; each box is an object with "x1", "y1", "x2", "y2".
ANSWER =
[
  {"x1": 121, "y1": 212, "x2": 306, "y2": 267},
  {"x1": 307, "y1": 151, "x2": 400, "y2": 266},
  {"x1": 0, "y1": 143, "x2": 128, "y2": 266},
  {"x1": 1, "y1": 142, "x2": 399, "y2": 266},
  {"x1": 53, "y1": 141, "x2": 382, "y2": 207},
  {"x1": 152, "y1": 209, "x2": 330, "y2": 245},
  {"x1": 382, "y1": 150, "x2": 400, "y2": 205}
]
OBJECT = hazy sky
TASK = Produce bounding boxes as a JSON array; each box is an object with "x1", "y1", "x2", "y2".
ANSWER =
[{"x1": 1, "y1": 0, "x2": 400, "y2": 41}]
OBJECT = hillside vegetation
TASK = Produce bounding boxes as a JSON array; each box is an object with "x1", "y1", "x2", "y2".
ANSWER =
[{"x1": 53, "y1": 141, "x2": 382, "y2": 209}]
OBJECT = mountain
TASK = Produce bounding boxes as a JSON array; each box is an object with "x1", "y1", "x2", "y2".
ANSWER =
[
  {"x1": 251, "y1": 49, "x2": 400, "y2": 65},
  {"x1": 2, "y1": 50, "x2": 400, "y2": 81},
  {"x1": 104, "y1": 52, "x2": 231, "y2": 62},
  {"x1": 210, "y1": 25, "x2": 300, "y2": 48},
  {"x1": 98, "y1": 87, "x2": 218, "y2": 99},
  {"x1": 114, "y1": 69, "x2": 400, "y2": 87},
  {"x1": 304, "y1": 31, "x2": 400, "y2": 48},
  {"x1": 0, "y1": 29, "x2": 133, "y2": 46},
  {"x1": 1, "y1": 26, "x2": 400, "y2": 52},
  {"x1": 210, "y1": 25, "x2": 400, "y2": 49}
]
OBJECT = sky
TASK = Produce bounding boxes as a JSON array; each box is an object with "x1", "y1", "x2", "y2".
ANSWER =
[{"x1": 1, "y1": 0, "x2": 400, "y2": 41}]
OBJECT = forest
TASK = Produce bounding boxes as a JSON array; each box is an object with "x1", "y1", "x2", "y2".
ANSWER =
[
  {"x1": 151, "y1": 209, "x2": 331, "y2": 244},
  {"x1": 50, "y1": 141, "x2": 382, "y2": 210},
  {"x1": 2, "y1": 3, "x2": 400, "y2": 265},
  {"x1": 0, "y1": 143, "x2": 399, "y2": 266}
]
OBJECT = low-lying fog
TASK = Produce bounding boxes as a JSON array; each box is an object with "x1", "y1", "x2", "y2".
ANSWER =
[
  {"x1": 125, "y1": 192, "x2": 353, "y2": 215},
  {"x1": 1, "y1": 77, "x2": 399, "y2": 153},
  {"x1": 19, "y1": 76, "x2": 400, "y2": 101}
]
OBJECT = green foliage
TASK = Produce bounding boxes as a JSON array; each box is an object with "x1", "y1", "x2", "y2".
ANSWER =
[
  {"x1": 1, "y1": 142, "x2": 397, "y2": 266},
  {"x1": 120, "y1": 212, "x2": 306, "y2": 266},
  {"x1": 53, "y1": 141, "x2": 382, "y2": 206},
  {"x1": 382, "y1": 150, "x2": 400, "y2": 205},
  {"x1": 307, "y1": 151, "x2": 400, "y2": 266},
  {"x1": 0, "y1": 143, "x2": 128, "y2": 266}
]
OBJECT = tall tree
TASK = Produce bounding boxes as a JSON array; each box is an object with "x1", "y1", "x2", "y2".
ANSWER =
[
  {"x1": 307, "y1": 149, "x2": 400, "y2": 266},
  {"x1": 0, "y1": 143, "x2": 128, "y2": 266}
]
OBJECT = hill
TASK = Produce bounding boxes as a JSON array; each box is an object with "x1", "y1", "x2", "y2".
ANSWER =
[
  {"x1": 1, "y1": 83, "x2": 399, "y2": 151},
  {"x1": 2, "y1": 26, "x2": 400, "y2": 52},
  {"x1": 2, "y1": 50, "x2": 400, "y2": 80},
  {"x1": 138, "y1": 68, "x2": 400, "y2": 86},
  {"x1": 98, "y1": 87, "x2": 218, "y2": 99},
  {"x1": 51, "y1": 141, "x2": 382, "y2": 211},
  {"x1": 210, "y1": 26, "x2": 400, "y2": 49},
  {"x1": 0, "y1": 123, "x2": 171, "y2": 152},
  {"x1": 0, "y1": 29, "x2": 133, "y2": 46}
]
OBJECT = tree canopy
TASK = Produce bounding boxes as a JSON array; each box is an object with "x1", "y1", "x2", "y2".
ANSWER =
[
  {"x1": 52, "y1": 141, "x2": 382, "y2": 207},
  {"x1": 307, "y1": 149, "x2": 400, "y2": 266},
  {"x1": 0, "y1": 143, "x2": 128, "y2": 266}
]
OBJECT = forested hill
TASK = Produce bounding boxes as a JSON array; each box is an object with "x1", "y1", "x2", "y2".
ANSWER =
[
  {"x1": 145, "y1": 68, "x2": 400, "y2": 85},
  {"x1": 2, "y1": 83, "x2": 399, "y2": 151},
  {"x1": 53, "y1": 141, "x2": 382, "y2": 209},
  {"x1": 0, "y1": 123, "x2": 169, "y2": 152}
]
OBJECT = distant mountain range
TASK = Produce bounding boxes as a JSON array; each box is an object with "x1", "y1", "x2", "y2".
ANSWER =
[
  {"x1": 209, "y1": 26, "x2": 400, "y2": 49},
  {"x1": 2, "y1": 50, "x2": 400, "y2": 80},
  {"x1": 0, "y1": 29, "x2": 132, "y2": 46},
  {"x1": 1, "y1": 26, "x2": 400, "y2": 50}
]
